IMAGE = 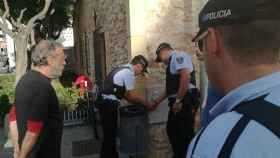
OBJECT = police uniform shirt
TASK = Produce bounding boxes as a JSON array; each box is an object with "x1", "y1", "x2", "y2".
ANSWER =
[
  {"x1": 201, "y1": 83, "x2": 224, "y2": 128},
  {"x1": 187, "y1": 71, "x2": 280, "y2": 158},
  {"x1": 169, "y1": 51, "x2": 194, "y2": 89},
  {"x1": 103, "y1": 64, "x2": 135, "y2": 100}
]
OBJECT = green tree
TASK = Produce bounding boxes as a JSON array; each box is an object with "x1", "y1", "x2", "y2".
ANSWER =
[
  {"x1": 34, "y1": 0, "x2": 72, "y2": 41},
  {"x1": 0, "y1": 0, "x2": 73, "y2": 83}
]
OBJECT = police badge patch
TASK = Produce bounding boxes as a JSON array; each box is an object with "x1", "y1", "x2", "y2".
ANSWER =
[{"x1": 176, "y1": 56, "x2": 184, "y2": 64}]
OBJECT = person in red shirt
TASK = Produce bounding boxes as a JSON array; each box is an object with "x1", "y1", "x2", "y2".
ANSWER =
[{"x1": 73, "y1": 75, "x2": 93, "y2": 96}]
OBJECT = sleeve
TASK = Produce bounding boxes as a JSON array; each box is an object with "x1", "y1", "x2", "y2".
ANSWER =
[
  {"x1": 173, "y1": 53, "x2": 194, "y2": 72},
  {"x1": 27, "y1": 86, "x2": 50, "y2": 133},
  {"x1": 123, "y1": 70, "x2": 135, "y2": 91},
  {"x1": 114, "y1": 69, "x2": 135, "y2": 91},
  {"x1": 124, "y1": 71, "x2": 135, "y2": 91}
]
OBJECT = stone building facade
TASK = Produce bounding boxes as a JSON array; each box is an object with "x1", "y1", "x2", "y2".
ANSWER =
[
  {"x1": 73, "y1": 0, "x2": 206, "y2": 157},
  {"x1": 73, "y1": 0, "x2": 206, "y2": 81},
  {"x1": 73, "y1": 0, "x2": 131, "y2": 85}
]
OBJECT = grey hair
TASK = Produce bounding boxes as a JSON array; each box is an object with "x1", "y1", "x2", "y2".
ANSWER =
[{"x1": 31, "y1": 40, "x2": 63, "y2": 66}]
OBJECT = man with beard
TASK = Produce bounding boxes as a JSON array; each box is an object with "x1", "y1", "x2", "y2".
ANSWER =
[{"x1": 10, "y1": 40, "x2": 66, "y2": 158}]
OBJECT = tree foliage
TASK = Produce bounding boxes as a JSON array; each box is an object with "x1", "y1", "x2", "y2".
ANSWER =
[{"x1": 0, "y1": 0, "x2": 73, "y2": 40}]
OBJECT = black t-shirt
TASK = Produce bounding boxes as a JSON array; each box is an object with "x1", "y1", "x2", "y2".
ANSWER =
[{"x1": 15, "y1": 70, "x2": 63, "y2": 158}]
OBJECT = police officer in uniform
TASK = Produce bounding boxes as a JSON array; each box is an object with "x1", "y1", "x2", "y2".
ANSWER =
[
  {"x1": 153, "y1": 43, "x2": 196, "y2": 158},
  {"x1": 96, "y1": 55, "x2": 153, "y2": 158},
  {"x1": 187, "y1": 0, "x2": 280, "y2": 157}
]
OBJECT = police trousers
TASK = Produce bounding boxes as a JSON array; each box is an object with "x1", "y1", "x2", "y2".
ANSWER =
[
  {"x1": 99, "y1": 99, "x2": 120, "y2": 158},
  {"x1": 167, "y1": 95, "x2": 195, "y2": 158}
]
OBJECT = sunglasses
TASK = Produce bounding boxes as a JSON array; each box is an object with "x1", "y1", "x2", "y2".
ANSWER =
[
  {"x1": 195, "y1": 31, "x2": 209, "y2": 52},
  {"x1": 198, "y1": 40, "x2": 203, "y2": 52}
]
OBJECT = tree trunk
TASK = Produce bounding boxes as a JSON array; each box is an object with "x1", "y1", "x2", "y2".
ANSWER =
[{"x1": 15, "y1": 36, "x2": 28, "y2": 84}]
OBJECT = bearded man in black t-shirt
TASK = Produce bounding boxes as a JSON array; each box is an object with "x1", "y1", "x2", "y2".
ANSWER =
[{"x1": 11, "y1": 40, "x2": 66, "y2": 158}]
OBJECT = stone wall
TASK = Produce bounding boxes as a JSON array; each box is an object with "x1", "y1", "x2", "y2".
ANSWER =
[
  {"x1": 144, "y1": 0, "x2": 193, "y2": 55},
  {"x1": 148, "y1": 124, "x2": 173, "y2": 158},
  {"x1": 73, "y1": 0, "x2": 95, "y2": 75},
  {"x1": 73, "y1": 0, "x2": 207, "y2": 157},
  {"x1": 129, "y1": 0, "x2": 206, "y2": 93},
  {"x1": 73, "y1": 0, "x2": 206, "y2": 86},
  {"x1": 129, "y1": 0, "x2": 203, "y2": 58},
  {"x1": 73, "y1": 0, "x2": 130, "y2": 75},
  {"x1": 94, "y1": 0, "x2": 131, "y2": 70}
]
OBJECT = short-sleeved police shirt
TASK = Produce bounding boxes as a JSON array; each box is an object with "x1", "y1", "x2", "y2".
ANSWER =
[
  {"x1": 103, "y1": 64, "x2": 135, "y2": 100},
  {"x1": 187, "y1": 71, "x2": 280, "y2": 158},
  {"x1": 169, "y1": 51, "x2": 194, "y2": 89},
  {"x1": 15, "y1": 70, "x2": 63, "y2": 158},
  {"x1": 113, "y1": 64, "x2": 135, "y2": 91}
]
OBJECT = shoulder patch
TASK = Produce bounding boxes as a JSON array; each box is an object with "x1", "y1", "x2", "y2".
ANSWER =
[{"x1": 176, "y1": 56, "x2": 184, "y2": 64}]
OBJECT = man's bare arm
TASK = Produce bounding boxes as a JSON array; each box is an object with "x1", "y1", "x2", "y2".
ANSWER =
[
  {"x1": 176, "y1": 68, "x2": 190, "y2": 100},
  {"x1": 124, "y1": 90, "x2": 152, "y2": 109},
  {"x1": 18, "y1": 120, "x2": 44, "y2": 158},
  {"x1": 172, "y1": 68, "x2": 190, "y2": 113},
  {"x1": 18, "y1": 131, "x2": 40, "y2": 158},
  {"x1": 8, "y1": 106, "x2": 19, "y2": 158},
  {"x1": 9, "y1": 121, "x2": 19, "y2": 145},
  {"x1": 9, "y1": 121, "x2": 19, "y2": 158}
]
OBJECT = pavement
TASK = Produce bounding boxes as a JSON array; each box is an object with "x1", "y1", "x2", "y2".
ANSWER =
[
  {"x1": 0, "y1": 126, "x2": 4, "y2": 151},
  {"x1": 0, "y1": 126, "x2": 13, "y2": 158},
  {"x1": 0, "y1": 125, "x2": 148, "y2": 158},
  {"x1": 0, "y1": 125, "x2": 100, "y2": 158}
]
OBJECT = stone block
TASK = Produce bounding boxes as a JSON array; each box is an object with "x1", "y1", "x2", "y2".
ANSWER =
[{"x1": 147, "y1": 124, "x2": 172, "y2": 158}]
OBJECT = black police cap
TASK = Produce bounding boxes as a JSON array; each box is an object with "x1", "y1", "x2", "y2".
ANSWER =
[
  {"x1": 155, "y1": 43, "x2": 173, "y2": 62},
  {"x1": 193, "y1": 0, "x2": 280, "y2": 42}
]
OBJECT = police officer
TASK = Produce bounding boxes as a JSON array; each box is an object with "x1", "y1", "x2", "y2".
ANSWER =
[
  {"x1": 187, "y1": 0, "x2": 280, "y2": 157},
  {"x1": 96, "y1": 55, "x2": 153, "y2": 158},
  {"x1": 153, "y1": 43, "x2": 196, "y2": 158}
]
